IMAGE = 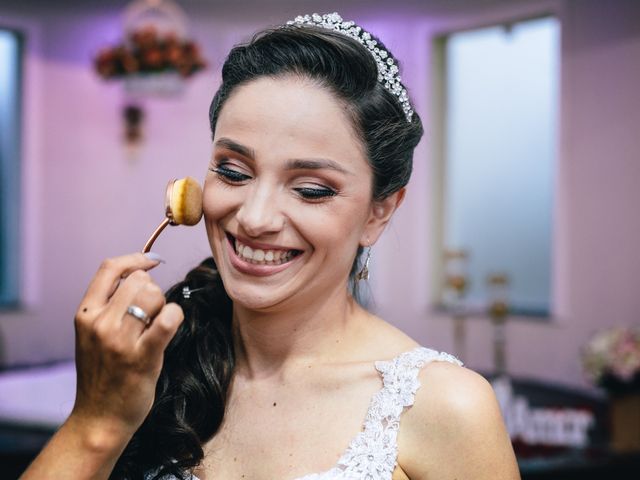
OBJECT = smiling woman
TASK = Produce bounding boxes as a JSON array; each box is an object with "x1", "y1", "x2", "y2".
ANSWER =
[
  {"x1": 20, "y1": 12, "x2": 519, "y2": 480},
  {"x1": 204, "y1": 76, "x2": 381, "y2": 310}
]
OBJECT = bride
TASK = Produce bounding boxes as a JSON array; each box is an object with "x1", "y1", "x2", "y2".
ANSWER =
[{"x1": 22, "y1": 13, "x2": 520, "y2": 480}]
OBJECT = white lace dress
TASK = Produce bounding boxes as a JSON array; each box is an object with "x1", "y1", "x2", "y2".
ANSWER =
[{"x1": 148, "y1": 346, "x2": 462, "y2": 480}]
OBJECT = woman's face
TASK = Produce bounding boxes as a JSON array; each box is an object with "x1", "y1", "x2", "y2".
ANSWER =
[{"x1": 203, "y1": 76, "x2": 391, "y2": 312}]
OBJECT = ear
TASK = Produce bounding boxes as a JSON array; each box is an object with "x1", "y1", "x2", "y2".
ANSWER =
[{"x1": 360, "y1": 188, "x2": 406, "y2": 246}]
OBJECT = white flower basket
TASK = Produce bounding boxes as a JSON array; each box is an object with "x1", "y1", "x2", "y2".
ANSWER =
[{"x1": 124, "y1": 72, "x2": 184, "y2": 96}]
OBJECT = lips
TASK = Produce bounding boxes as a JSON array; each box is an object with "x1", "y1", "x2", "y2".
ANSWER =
[{"x1": 225, "y1": 232, "x2": 303, "y2": 276}]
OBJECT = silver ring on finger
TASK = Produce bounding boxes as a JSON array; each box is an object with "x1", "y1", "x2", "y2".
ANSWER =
[{"x1": 126, "y1": 304, "x2": 151, "y2": 326}]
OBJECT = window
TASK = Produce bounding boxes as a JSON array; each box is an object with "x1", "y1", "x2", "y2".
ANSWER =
[
  {"x1": 0, "y1": 28, "x2": 22, "y2": 307},
  {"x1": 438, "y1": 17, "x2": 560, "y2": 316}
]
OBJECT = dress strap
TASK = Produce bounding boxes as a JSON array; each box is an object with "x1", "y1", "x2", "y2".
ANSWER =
[
  {"x1": 374, "y1": 347, "x2": 463, "y2": 410},
  {"x1": 334, "y1": 347, "x2": 462, "y2": 479}
]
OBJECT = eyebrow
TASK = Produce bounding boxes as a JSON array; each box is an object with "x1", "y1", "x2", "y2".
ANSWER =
[
  {"x1": 285, "y1": 158, "x2": 351, "y2": 175},
  {"x1": 214, "y1": 137, "x2": 351, "y2": 175},
  {"x1": 214, "y1": 138, "x2": 256, "y2": 159}
]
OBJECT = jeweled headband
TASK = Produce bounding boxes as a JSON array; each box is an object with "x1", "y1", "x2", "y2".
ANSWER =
[{"x1": 286, "y1": 12, "x2": 414, "y2": 122}]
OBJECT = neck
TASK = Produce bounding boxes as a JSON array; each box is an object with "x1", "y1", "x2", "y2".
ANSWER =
[{"x1": 232, "y1": 285, "x2": 363, "y2": 379}]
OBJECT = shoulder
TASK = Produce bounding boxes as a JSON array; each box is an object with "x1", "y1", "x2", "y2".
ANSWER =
[
  {"x1": 401, "y1": 356, "x2": 494, "y2": 432},
  {"x1": 397, "y1": 358, "x2": 520, "y2": 479},
  {"x1": 414, "y1": 356, "x2": 493, "y2": 415}
]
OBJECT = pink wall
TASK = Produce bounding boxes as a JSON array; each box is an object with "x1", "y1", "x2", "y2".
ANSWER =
[{"x1": 0, "y1": 0, "x2": 638, "y2": 390}]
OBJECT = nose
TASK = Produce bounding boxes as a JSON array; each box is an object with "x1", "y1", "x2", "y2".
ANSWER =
[{"x1": 235, "y1": 182, "x2": 285, "y2": 238}]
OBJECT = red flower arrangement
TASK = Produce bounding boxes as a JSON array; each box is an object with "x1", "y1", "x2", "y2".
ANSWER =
[{"x1": 94, "y1": 26, "x2": 206, "y2": 79}]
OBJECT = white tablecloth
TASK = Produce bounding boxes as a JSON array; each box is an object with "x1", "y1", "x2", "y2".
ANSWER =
[{"x1": 0, "y1": 362, "x2": 75, "y2": 429}]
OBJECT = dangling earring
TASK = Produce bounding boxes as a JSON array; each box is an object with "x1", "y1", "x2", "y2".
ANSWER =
[{"x1": 356, "y1": 247, "x2": 372, "y2": 281}]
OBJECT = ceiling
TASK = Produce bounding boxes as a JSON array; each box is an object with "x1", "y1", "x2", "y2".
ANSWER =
[{"x1": 1, "y1": 0, "x2": 540, "y2": 19}]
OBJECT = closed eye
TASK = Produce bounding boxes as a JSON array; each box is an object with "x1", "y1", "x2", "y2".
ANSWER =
[
  {"x1": 210, "y1": 165, "x2": 251, "y2": 183},
  {"x1": 294, "y1": 186, "x2": 337, "y2": 200}
]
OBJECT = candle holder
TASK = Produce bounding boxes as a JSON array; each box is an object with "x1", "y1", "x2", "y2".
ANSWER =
[
  {"x1": 443, "y1": 249, "x2": 469, "y2": 359},
  {"x1": 487, "y1": 273, "x2": 510, "y2": 376}
]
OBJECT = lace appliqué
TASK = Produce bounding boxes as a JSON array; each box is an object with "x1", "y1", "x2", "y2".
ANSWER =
[{"x1": 297, "y1": 347, "x2": 463, "y2": 480}]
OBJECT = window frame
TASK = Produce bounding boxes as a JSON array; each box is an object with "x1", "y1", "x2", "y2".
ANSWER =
[
  {"x1": 0, "y1": 26, "x2": 24, "y2": 309},
  {"x1": 430, "y1": 13, "x2": 562, "y2": 320}
]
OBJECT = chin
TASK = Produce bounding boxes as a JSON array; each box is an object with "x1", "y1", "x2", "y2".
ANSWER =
[{"x1": 223, "y1": 283, "x2": 293, "y2": 313}]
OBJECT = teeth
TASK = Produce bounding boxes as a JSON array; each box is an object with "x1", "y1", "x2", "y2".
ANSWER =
[{"x1": 234, "y1": 238, "x2": 297, "y2": 265}]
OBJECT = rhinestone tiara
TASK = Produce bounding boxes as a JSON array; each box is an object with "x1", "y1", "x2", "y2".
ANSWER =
[{"x1": 286, "y1": 12, "x2": 414, "y2": 122}]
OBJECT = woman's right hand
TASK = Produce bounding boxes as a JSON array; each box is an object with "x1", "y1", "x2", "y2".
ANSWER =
[
  {"x1": 70, "y1": 252, "x2": 184, "y2": 450},
  {"x1": 20, "y1": 253, "x2": 184, "y2": 479}
]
